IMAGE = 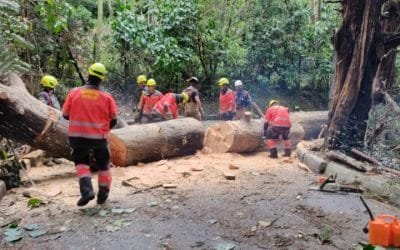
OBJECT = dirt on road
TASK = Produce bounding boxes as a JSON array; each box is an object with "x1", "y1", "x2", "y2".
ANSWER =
[{"x1": 1, "y1": 151, "x2": 399, "y2": 249}]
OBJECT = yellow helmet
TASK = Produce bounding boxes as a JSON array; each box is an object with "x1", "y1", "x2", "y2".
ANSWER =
[
  {"x1": 147, "y1": 78, "x2": 156, "y2": 86},
  {"x1": 40, "y1": 75, "x2": 58, "y2": 89},
  {"x1": 269, "y1": 99, "x2": 279, "y2": 107},
  {"x1": 218, "y1": 77, "x2": 229, "y2": 86},
  {"x1": 181, "y1": 92, "x2": 189, "y2": 103},
  {"x1": 137, "y1": 75, "x2": 147, "y2": 84},
  {"x1": 88, "y1": 63, "x2": 107, "y2": 80}
]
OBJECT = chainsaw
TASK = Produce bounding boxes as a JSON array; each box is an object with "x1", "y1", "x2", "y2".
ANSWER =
[{"x1": 308, "y1": 174, "x2": 363, "y2": 194}]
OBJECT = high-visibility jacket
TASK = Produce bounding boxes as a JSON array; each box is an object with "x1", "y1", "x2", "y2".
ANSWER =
[
  {"x1": 219, "y1": 88, "x2": 236, "y2": 113},
  {"x1": 62, "y1": 86, "x2": 118, "y2": 139},
  {"x1": 140, "y1": 90, "x2": 163, "y2": 115},
  {"x1": 265, "y1": 105, "x2": 291, "y2": 128},
  {"x1": 152, "y1": 93, "x2": 179, "y2": 119}
]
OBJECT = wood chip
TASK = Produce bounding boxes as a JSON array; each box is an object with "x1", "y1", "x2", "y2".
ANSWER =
[
  {"x1": 162, "y1": 183, "x2": 178, "y2": 189},
  {"x1": 155, "y1": 160, "x2": 168, "y2": 166},
  {"x1": 229, "y1": 164, "x2": 240, "y2": 170},
  {"x1": 297, "y1": 163, "x2": 311, "y2": 172},
  {"x1": 223, "y1": 171, "x2": 236, "y2": 180},
  {"x1": 190, "y1": 166, "x2": 204, "y2": 171}
]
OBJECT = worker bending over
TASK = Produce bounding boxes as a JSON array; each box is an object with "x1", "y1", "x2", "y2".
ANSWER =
[
  {"x1": 183, "y1": 76, "x2": 203, "y2": 120},
  {"x1": 39, "y1": 75, "x2": 61, "y2": 110},
  {"x1": 218, "y1": 77, "x2": 236, "y2": 120},
  {"x1": 62, "y1": 63, "x2": 118, "y2": 206},
  {"x1": 137, "y1": 79, "x2": 163, "y2": 123},
  {"x1": 264, "y1": 100, "x2": 292, "y2": 158},
  {"x1": 152, "y1": 92, "x2": 189, "y2": 121}
]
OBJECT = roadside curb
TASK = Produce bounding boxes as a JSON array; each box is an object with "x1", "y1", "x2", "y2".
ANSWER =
[{"x1": 297, "y1": 142, "x2": 400, "y2": 207}]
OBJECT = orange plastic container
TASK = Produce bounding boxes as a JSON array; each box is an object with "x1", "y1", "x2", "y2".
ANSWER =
[
  {"x1": 392, "y1": 220, "x2": 400, "y2": 247},
  {"x1": 369, "y1": 215, "x2": 398, "y2": 247}
]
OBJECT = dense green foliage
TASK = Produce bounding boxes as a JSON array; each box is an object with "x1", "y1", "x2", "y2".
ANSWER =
[{"x1": 2, "y1": 0, "x2": 341, "y2": 104}]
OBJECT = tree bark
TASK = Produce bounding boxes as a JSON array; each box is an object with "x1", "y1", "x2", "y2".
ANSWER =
[
  {"x1": 203, "y1": 111, "x2": 328, "y2": 154},
  {"x1": 109, "y1": 119, "x2": 204, "y2": 166},
  {"x1": 0, "y1": 73, "x2": 205, "y2": 167},
  {"x1": 325, "y1": 0, "x2": 384, "y2": 150}
]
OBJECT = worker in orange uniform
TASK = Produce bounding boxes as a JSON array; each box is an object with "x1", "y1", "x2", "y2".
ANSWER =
[
  {"x1": 137, "y1": 79, "x2": 163, "y2": 123},
  {"x1": 182, "y1": 76, "x2": 203, "y2": 120},
  {"x1": 152, "y1": 92, "x2": 189, "y2": 121},
  {"x1": 134, "y1": 74, "x2": 148, "y2": 123},
  {"x1": 62, "y1": 63, "x2": 118, "y2": 206},
  {"x1": 218, "y1": 77, "x2": 236, "y2": 120},
  {"x1": 264, "y1": 100, "x2": 292, "y2": 158}
]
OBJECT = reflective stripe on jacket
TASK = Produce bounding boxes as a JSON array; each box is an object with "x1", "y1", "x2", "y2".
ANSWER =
[
  {"x1": 141, "y1": 90, "x2": 163, "y2": 115},
  {"x1": 62, "y1": 86, "x2": 118, "y2": 139},
  {"x1": 265, "y1": 105, "x2": 291, "y2": 128},
  {"x1": 219, "y1": 88, "x2": 236, "y2": 113},
  {"x1": 152, "y1": 93, "x2": 179, "y2": 119}
]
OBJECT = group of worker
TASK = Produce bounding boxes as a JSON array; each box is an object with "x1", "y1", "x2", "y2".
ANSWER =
[
  {"x1": 37, "y1": 64, "x2": 292, "y2": 207},
  {"x1": 132, "y1": 75, "x2": 253, "y2": 124}
]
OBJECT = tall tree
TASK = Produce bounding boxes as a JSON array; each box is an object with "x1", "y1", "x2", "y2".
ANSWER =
[
  {"x1": 93, "y1": 0, "x2": 103, "y2": 61},
  {"x1": 325, "y1": 0, "x2": 400, "y2": 150}
]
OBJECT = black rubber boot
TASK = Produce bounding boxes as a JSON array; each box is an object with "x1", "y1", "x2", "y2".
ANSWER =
[
  {"x1": 97, "y1": 186, "x2": 109, "y2": 205},
  {"x1": 283, "y1": 148, "x2": 292, "y2": 157},
  {"x1": 269, "y1": 148, "x2": 278, "y2": 158},
  {"x1": 77, "y1": 177, "x2": 95, "y2": 206}
]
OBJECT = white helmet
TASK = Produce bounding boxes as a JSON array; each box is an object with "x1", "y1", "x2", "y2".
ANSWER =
[{"x1": 234, "y1": 80, "x2": 243, "y2": 87}]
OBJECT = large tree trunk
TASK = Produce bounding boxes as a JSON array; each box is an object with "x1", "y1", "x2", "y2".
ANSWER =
[
  {"x1": 326, "y1": 0, "x2": 400, "y2": 151},
  {"x1": 0, "y1": 73, "x2": 204, "y2": 167},
  {"x1": 326, "y1": 0, "x2": 383, "y2": 150},
  {"x1": 203, "y1": 111, "x2": 328, "y2": 154}
]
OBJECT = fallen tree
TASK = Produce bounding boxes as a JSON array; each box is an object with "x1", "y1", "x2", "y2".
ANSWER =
[
  {"x1": 203, "y1": 111, "x2": 328, "y2": 153},
  {"x1": 0, "y1": 73, "x2": 204, "y2": 167}
]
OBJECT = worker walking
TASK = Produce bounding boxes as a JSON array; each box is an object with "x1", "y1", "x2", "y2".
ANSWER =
[
  {"x1": 62, "y1": 63, "x2": 118, "y2": 206},
  {"x1": 137, "y1": 79, "x2": 163, "y2": 123},
  {"x1": 234, "y1": 80, "x2": 252, "y2": 120},
  {"x1": 134, "y1": 74, "x2": 148, "y2": 122},
  {"x1": 264, "y1": 100, "x2": 292, "y2": 158},
  {"x1": 182, "y1": 76, "x2": 203, "y2": 120},
  {"x1": 152, "y1": 92, "x2": 189, "y2": 121},
  {"x1": 218, "y1": 77, "x2": 236, "y2": 120},
  {"x1": 39, "y1": 75, "x2": 61, "y2": 110}
]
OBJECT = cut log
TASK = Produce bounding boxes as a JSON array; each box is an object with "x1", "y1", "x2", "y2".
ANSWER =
[
  {"x1": 0, "y1": 73, "x2": 205, "y2": 167},
  {"x1": 351, "y1": 148, "x2": 381, "y2": 166},
  {"x1": 325, "y1": 150, "x2": 368, "y2": 172},
  {"x1": 203, "y1": 111, "x2": 327, "y2": 154},
  {"x1": 109, "y1": 118, "x2": 204, "y2": 166}
]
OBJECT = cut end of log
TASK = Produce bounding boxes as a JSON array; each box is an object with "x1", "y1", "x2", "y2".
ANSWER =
[
  {"x1": 203, "y1": 122, "x2": 237, "y2": 153},
  {"x1": 109, "y1": 133, "x2": 127, "y2": 167}
]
